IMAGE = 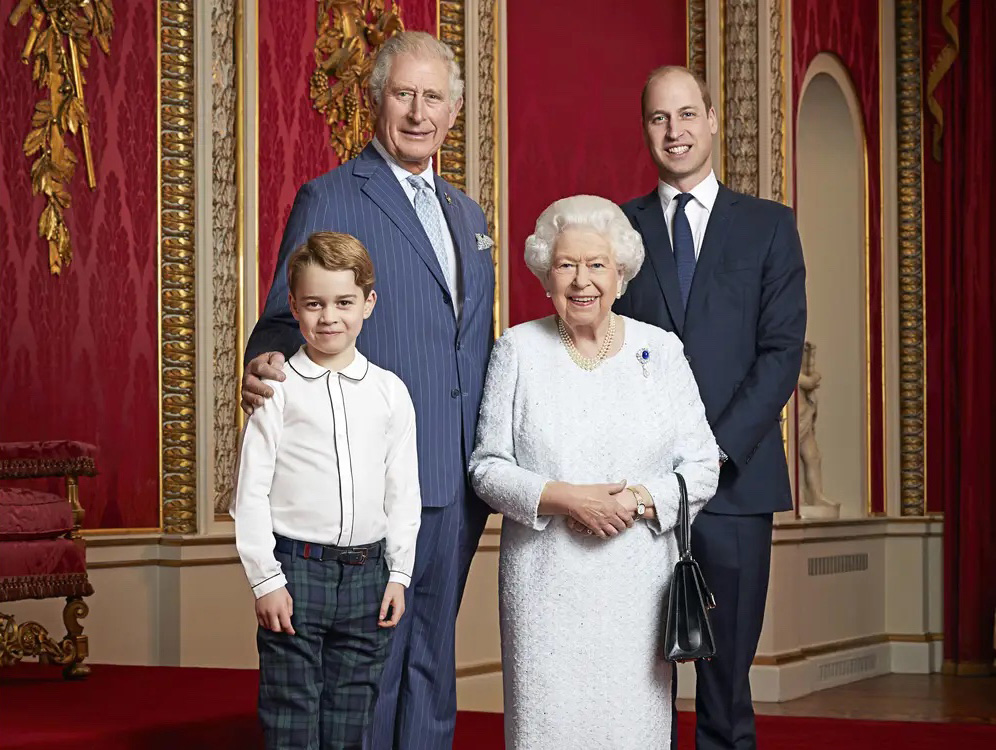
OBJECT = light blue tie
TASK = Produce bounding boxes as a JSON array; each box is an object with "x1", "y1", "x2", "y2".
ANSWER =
[{"x1": 407, "y1": 175, "x2": 452, "y2": 292}]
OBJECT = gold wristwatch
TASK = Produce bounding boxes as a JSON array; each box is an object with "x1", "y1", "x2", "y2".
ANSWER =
[{"x1": 628, "y1": 486, "x2": 647, "y2": 519}]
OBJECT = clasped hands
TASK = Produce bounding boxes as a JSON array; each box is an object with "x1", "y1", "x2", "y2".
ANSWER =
[{"x1": 540, "y1": 481, "x2": 655, "y2": 540}]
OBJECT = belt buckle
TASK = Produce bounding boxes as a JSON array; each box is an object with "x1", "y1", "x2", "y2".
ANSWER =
[{"x1": 344, "y1": 548, "x2": 368, "y2": 565}]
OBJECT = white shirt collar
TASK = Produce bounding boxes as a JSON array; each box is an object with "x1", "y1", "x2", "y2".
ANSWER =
[
  {"x1": 657, "y1": 170, "x2": 720, "y2": 213},
  {"x1": 371, "y1": 137, "x2": 436, "y2": 190},
  {"x1": 288, "y1": 346, "x2": 369, "y2": 382}
]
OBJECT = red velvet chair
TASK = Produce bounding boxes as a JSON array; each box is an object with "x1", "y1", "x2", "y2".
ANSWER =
[{"x1": 0, "y1": 441, "x2": 97, "y2": 679}]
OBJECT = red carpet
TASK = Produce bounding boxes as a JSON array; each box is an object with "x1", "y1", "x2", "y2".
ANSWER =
[{"x1": 2, "y1": 663, "x2": 994, "y2": 749}]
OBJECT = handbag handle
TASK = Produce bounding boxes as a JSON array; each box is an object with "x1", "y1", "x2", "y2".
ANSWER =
[
  {"x1": 675, "y1": 471, "x2": 716, "y2": 608},
  {"x1": 676, "y1": 472, "x2": 692, "y2": 560}
]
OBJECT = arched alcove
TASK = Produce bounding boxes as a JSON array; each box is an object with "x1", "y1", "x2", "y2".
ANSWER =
[{"x1": 795, "y1": 54, "x2": 868, "y2": 518}]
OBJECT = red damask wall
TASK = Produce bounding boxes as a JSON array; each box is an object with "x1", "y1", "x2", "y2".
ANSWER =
[
  {"x1": 0, "y1": 1, "x2": 160, "y2": 528},
  {"x1": 506, "y1": 0, "x2": 687, "y2": 326},
  {"x1": 257, "y1": 0, "x2": 436, "y2": 310},
  {"x1": 792, "y1": 0, "x2": 886, "y2": 513}
]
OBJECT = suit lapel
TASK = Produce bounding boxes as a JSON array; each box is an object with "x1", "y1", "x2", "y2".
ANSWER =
[
  {"x1": 435, "y1": 174, "x2": 475, "y2": 327},
  {"x1": 633, "y1": 189, "x2": 685, "y2": 335},
  {"x1": 355, "y1": 145, "x2": 449, "y2": 293},
  {"x1": 685, "y1": 184, "x2": 738, "y2": 321}
]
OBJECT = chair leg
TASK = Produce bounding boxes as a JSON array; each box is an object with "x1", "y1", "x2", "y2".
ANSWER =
[{"x1": 61, "y1": 596, "x2": 90, "y2": 680}]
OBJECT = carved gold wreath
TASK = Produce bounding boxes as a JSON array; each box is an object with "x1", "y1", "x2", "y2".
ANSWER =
[
  {"x1": 9, "y1": 0, "x2": 114, "y2": 275},
  {"x1": 310, "y1": 0, "x2": 403, "y2": 162}
]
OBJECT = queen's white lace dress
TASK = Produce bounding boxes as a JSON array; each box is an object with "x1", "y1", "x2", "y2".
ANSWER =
[{"x1": 469, "y1": 315, "x2": 719, "y2": 750}]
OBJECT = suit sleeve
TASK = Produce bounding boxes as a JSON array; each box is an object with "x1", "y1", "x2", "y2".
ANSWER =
[
  {"x1": 711, "y1": 207, "x2": 807, "y2": 466},
  {"x1": 243, "y1": 183, "x2": 320, "y2": 365}
]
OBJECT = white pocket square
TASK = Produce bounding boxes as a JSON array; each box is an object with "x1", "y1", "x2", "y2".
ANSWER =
[{"x1": 475, "y1": 233, "x2": 495, "y2": 251}]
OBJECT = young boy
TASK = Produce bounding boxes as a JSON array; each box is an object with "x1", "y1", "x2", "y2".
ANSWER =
[{"x1": 232, "y1": 231, "x2": 421, "y2": 750}]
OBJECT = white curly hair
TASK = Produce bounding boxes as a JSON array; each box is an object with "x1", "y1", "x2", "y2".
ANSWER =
[{"x1": 524, "y1": 195, "x2": 646, "y2": 293}]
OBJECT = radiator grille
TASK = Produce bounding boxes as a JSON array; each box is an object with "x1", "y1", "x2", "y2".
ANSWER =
[{"x1": 807, "y1": 553, "x2": 869, "y2": 576}]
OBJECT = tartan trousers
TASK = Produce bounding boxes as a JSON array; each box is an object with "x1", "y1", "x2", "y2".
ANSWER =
[{"x1": 258, "y1": 544, "x2": 393, "y2": 750}]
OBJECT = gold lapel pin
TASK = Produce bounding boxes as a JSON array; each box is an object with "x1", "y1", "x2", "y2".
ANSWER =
[{"x1": 445, "y1": 193, "x2": 453, "y2": 204}]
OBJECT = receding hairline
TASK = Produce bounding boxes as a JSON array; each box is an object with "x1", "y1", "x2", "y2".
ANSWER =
[{"x1": 641, "y1": 65, "x2": 713, "y2": 116}]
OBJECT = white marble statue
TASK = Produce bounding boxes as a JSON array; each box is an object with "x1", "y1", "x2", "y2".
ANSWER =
[{"x1": 797, "y1": 342, "x2": 840, "y2": 519}]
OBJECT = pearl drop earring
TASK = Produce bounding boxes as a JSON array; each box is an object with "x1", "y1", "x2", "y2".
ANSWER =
[{"x1": 545, "y1": 291, "x2": 552, "y2": 298}]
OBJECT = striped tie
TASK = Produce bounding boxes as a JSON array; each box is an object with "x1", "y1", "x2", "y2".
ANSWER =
[
  {"x1": 407, "y1": 175, "x2": 453, "y2": 295},
  {"x1": 673, "y1": 192, "x2": 696, "y2": 308}
]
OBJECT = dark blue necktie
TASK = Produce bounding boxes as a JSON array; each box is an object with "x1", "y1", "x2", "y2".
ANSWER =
[{"x1": 673, "y1": 193, "x2": 696, "y2": 308}]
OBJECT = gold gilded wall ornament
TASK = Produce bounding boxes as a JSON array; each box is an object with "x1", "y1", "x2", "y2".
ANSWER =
[
  {"x1": 9, "y1": 0, "x2": 114, "y2": 275},
  {"x1": 310, "y1": 0, "x2": 403, "y2": 162}
]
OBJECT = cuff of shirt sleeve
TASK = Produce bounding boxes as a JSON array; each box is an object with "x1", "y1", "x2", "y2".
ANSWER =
[
  {"x1": 388, "y1": 570, "x2": 412, "y2": 588},
  {"x1": 252, "y1": 573, "x2": 287, "y2": 599}
]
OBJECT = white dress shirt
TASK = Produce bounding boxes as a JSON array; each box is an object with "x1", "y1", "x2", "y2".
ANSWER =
[
  {"x1": 232, "y1": 347, "x2": 422, "y2": 598},
  {"x1": 371, "y1": 137, "x2": 462, "y2": 317},
  {"x1": 657, "y1": 170, "x2": 720, "y2": 260}
]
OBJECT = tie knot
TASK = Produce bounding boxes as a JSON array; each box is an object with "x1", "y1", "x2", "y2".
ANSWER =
[
  {"x1": 675, "y1": 193, "x2": 694, "y2": 210},
  {"x1": 407, "y1": 175, "x2": 432, "y2": 193}
]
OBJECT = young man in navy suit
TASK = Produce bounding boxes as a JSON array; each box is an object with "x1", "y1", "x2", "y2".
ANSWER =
[
  {"x1": 240, "y1": 32, "x2": 494, "y2": 750},
  {"x1": 615, "y1": 66, "x2": 807, "y2": 750}
]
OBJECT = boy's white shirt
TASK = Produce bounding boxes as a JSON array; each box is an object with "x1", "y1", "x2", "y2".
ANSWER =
[{"x1": 232, "y1": 346, "x2": 422, "y2": 599}]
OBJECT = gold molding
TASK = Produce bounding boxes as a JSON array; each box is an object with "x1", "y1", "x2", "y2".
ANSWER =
[
  {"x1": 160, "y1": 1, "x2": 197, "y2": 534},
  {"x1": 455, "y1": 659, "x2": 502, "y2": 679},
  {"x1": 213, "y1": 0, "x2": 240, "y2": 516},
  {"x1": 88, "y1": 557, "x2": 242, "y2": 570},
  {"x1": 311, "y1": 1, "x2": 403, "y2": 162},
  {"x1": 722, "y1": 0, "x2": 759, "y2": 195},
  {"x1": 896, "y1": 0, "x2": 926, "y2": 515},
  {"x1": 687, "y1": 0, "x2": 707, "y2": 80},
  {"x1": 9, "y1": 0, "x2": 115, "y2": 274},
  {"x1": 477, "y1": 0, "x2": 500, "y2": 340},
  {"x1": 437, "y1": 0, "x2": 466, "y2": 192},
  {"x1": 769, "y1": 0, "x2": 787, "y2": 204},
  {"x1": 753, "y1": 634, "x2": 887, "y2": 666}
]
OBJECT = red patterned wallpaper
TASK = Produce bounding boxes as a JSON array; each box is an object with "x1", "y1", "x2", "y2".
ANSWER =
[
  {"x1": 0, "y1": 1, "x2": 160, "y2": 528},
  {"x1": 257, "y1": 0, "x2": 437, "y2": 310},
  {"x1": 506, "y1": 0, "x2": 687, "y2": 326},
  {"x1": 791, "y1": 0, "x2": 885, "y2": 513}
]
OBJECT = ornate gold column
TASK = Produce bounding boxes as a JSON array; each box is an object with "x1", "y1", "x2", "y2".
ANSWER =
[
  {"x1": 159, "y1": 1, "x2": 197, "y2": 534},
  {"x1": 895, "y1": 0, "x2": 926, "y2": 516},
  {"x1": 722, "y1": 0, "x2": 760, "y2": 195}
]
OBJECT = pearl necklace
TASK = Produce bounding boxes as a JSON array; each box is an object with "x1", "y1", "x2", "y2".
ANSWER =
[{"x1": 557, "y1": 313, "x2": 616, "y2": 371}]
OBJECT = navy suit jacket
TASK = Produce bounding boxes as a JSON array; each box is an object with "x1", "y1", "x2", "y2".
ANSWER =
[
  {"x1": 616, "y1": 184, "x2": 806, "y2": 515},
  {"x1": 246, "y1": 144, "x2": 495, "y2": 508}
]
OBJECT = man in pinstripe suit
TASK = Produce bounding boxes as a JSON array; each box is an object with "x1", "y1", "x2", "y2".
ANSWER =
[{"x1": 241, "y1": 32, "x2": 494, "y2": 750}]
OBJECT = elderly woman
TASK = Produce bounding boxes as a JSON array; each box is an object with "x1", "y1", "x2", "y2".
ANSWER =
[{"x1": 469, "y1": 195, "x2": 719, "y2": 749}]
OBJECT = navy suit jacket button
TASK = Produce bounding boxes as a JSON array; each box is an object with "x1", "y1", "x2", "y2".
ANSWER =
[{"x1": 450, "y1": 388, "x2": 460, "y2": 399}]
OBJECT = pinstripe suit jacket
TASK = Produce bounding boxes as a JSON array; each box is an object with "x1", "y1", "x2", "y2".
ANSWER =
[{"x1": 246, "y1": 144, "x2": 495, "y2": 508}]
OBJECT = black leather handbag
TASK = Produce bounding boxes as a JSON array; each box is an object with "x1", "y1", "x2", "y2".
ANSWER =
[{"x1": 663, "y1": 473, "x2": 717, "y2": 662}]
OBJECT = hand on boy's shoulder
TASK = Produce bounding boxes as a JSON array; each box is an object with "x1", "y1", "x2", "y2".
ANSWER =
[{"x1": 241, "y1": 351, "x2": 287, "y2": 415}]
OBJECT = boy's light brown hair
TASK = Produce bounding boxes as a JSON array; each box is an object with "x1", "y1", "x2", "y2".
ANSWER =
[{"x1": 287, "y1": 231, "x2": 375, "y2": 297}]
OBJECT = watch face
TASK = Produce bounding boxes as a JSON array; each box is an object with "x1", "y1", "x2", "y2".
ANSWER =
[{"x1": 637, "y1": 502, "x2": 646, "y2": 515}]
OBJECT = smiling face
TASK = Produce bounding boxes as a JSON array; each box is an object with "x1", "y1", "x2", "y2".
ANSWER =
[
  {"x1": 546, "y1": 227, "x2": 622, "y2": 334},
  {"x1": 642, "y1": 69, "x2": 718, "y2": 191},
  {"x1": 373, "y1": 53, "x2": 461, "y2": 174},
  {"x1": 289, "y1": 264, "x2": 376, "y2": 367}
]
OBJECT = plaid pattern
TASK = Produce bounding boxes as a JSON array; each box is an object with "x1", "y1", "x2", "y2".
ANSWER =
[{"x1": 258, "y1": 547, "x2": 392, "y2": 750}]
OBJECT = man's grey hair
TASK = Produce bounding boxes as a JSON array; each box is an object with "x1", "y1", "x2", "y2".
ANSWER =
[
  {"x1": 524, "y1": 195, "x2": 646, "y2": 293},
  {"x1": 369, "y1": 31, "x2": 464, "y2": 107}
]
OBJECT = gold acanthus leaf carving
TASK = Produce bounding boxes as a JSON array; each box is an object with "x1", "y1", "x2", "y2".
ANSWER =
[
  {"x1": 10, "y1": 0, "x2": 114, "y2": 275},
  {"x1": 310, "y1": 0, "x2": 403, "y2": 162}
]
